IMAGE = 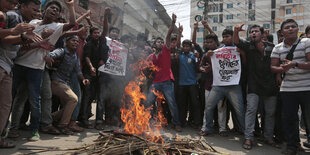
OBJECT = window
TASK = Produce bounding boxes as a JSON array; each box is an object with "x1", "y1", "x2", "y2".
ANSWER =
[
  {"x1": 286, "y1": 8, "x2": 292, "y2": 15},
  {"x1": 197, "y1": 27, "x2": 204, "y2": 32},
  {"x1": 213, "y1": 16, "x2": 218, "y2": 23},
  {"x1": 287, "y1": 0, "x2": 293, "y2": 3},
  {"x1": 197, "y1": 38, "x2": 203, "y2": 43},
  {"x1": 227, "y1": 3, "x2": 233, "y2": 9},
  {"x1": 198, "y1": 7, "x2": 204, "y2": 11},
  {"x1": 79, "y1": 0, "x2": 89, "y2": 10},
  {"x1": 212, "y1": 26, "x2": 217, "y2": 32},
  {"x1": 226, "y1": 14, "x2": 233, "y2": 20},
  {"x1": 211, "y1": 6, "x2": 218, "y2": 12},
  {"x1": 219, "y1": 4, "x2": 223, "y2": 12},
  {"x1": 237, "y1": 13, "x2": 240, "y2": 16},
  {"x1": 263, "y1": 24, "x2": 270, "y2": 29},
  {"x1": 249, "y1": 13, "x2": 255, "y2": 21},
  {"x1": 226, "y1": 26, "x2": 233, "y2": 29},
  {"x1": 219, "y1": 14, "x2": 223, "y2": 23},
  {"x1": 237, "y1": 2, "x2": 240, "y2": 5}
]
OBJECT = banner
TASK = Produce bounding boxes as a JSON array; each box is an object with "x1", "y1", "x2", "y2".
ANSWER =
[
  {"x1": 211, "y1": 46, "x2": 241, "y2": 86},
  {"x1": 98, "y1": 37, "x2": 128, "y2": 76}
]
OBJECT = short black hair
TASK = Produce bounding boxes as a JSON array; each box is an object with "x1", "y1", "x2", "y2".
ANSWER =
[
  {"x1": 305, "y1": 25, "x2": 310, "y2": 34},
  {"x1": 182, "y1": 39, "x2": 191, "y2": 46},
  {"x1": 280, "y1": 19, "x2": 298, "y2": 30},
  {"x1": 137, "y1": 33, "x2": 147, "y2": 41},
  {"x1": 249, "y1": 24, "x2": 264, "y2": 34},
  {"x1": 66, "y1": 35, "x2": 78, "y2": 42},
  {"x1": 45, "y1": 1, "x2": 62, "y2": 13},
  {"x1": 89, "y1": 27, "x2": 99, "y2": 34},
  {"x1": 222, "y1": 29, "x2": 233, "y2": 36},
  {"x1": 19, "y1": 0, "x2": 41, "y2": 7},
  {"x1": 109, "y1": 26, "x2": 120, "y2": 34},
  {"x1": 170, "y1": 34, "x2": 177, "y2": 41},
  {"x1": 204, "y1": 33, "x2": 219, "y2": 44},
  {"x1": 152, "y1": 37, "x2": 163, "y2": 48}
]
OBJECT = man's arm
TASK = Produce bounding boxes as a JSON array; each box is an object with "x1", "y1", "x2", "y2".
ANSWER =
[
  {"x1": 76, "y1": 10, "x2": 91, "y2": 23},
  {"x1": 176, "y1": 23, "x2": 182, "y2": 48},
  {"x1": 233, "y1": 23, "x2": 244, "y2": 45},
  {"x1": 201, "y1": 20, "x2": 214, "y2": 34},
  {"x1": 166, "y1": 13, "x2": 176, "y2": 48},
  {"x1": 101, "y1": 8, "x2": 111, "y2": 37},
  {"x1": 60, "y1": 27, "x2": 86, "y2": 38},
  {"x1": 192, "y1": 21, "x2": 198, "y2": 45},
  {"x1": 62, "y1": 0, "x2": 76, "y2": 32}
]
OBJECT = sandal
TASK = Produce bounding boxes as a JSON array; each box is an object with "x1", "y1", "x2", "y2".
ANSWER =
[
  {"x1": 57, "y1": 126, "x2": 73, "y2": 135},
  {"x1": 242, "y1": 139, "x2": 252, "y2": 150},
  {"x1": 78, "y1": 121, "x2": 94, "y2": 129},
  {"x1": 40, "y1": 125, "x2": 61, "y2": 135},
  {"x1": 219, "y1": 131, "x2": 229, "y2": 137},
  {"x1": 0, "y1": 141, "x2": 15, "y2": 148}
]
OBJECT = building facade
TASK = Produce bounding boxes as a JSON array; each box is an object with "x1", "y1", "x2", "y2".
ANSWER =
[{"x1": 191, "y1": 0, "x2": 310, "y2": 47}]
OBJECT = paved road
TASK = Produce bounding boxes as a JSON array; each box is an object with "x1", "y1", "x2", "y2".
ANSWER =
[{"x1": 1, "y1": 103, "x2": 309, "y2": 155}]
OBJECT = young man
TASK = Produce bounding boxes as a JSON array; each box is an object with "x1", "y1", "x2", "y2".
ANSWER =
[
  {"x1": 199, "y1": 29, "x2": 245, "y2": 136},
  {"x1": 9, "y1": 0, "x2": 76, "y2": 141},
  {"x1": 176, "y1": 39, "x2": 201, "y2": 128},
  {"x1": 234, "y1": 24, "x2": 278, "y2": 149},
  {"x1": 146, "y1": 13, "x2": 182, "y2": 132},
  {"x1": 271, "y1": 19, "x2": 310, "y2": 155},
  {"x1": 48, "y1": 35, "x2": 89, "y2": 135}
]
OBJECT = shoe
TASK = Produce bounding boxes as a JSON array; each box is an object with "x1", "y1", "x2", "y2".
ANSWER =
[
  {"x1": 174, "y1": 125, "x2": 182, "y2": 132},
  {"x1": 40, "y1": 125, "x2": 61, "y2": 135},
  {"x1": 264, "y1": 139, "x2": 281, "y2": 149},
  {"x1": 28, "y1": 130, "x2": 40, "y2": 141},
  {"x1": 219, "y1": 131, "x2": 229, "y2": 137},
  {"x1": 57, "y1": 125, "x2": 74, "y2": 135},
  {"x1": 78, "y1": 121, "x2": 94, "y2": 129},
  {"x1": 0, "y1": 140, "x2": 15, "y2": 149},
  {"x1": 242, "y1": 139, "x2": 252, "y2": 150},
  {"x1": 8, "y1": 129, "x2": 20, "y2": 138},
  {"x1": 95, "y1": 124, "x2": 104, "y2": 130},
  {"x1": 68, "y1": 121, "x2": 84, "y2": 132}
]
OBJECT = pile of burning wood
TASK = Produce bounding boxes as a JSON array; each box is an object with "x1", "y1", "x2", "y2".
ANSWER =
[{"x1": 65, "y1": 130, "x2": 223, "y2": 155}]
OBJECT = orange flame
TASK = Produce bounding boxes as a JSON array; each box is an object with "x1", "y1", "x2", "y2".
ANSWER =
[{"x1": 121, "y1": 59, "x2": 166, "y2": 143}]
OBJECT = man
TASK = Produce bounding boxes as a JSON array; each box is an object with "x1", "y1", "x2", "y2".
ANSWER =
[
  {"x1": 9, "y1": 0, "x2": 76, "y2": 141},
  {"x1": 199, "y1": 29, "x2": 245, "y2": 136},
  {"x1": 234, "y1": 24, "x2": 278, "y2": 149},
  {"x1": 271, "y1": 19, "x2": 310, "y2": 155},
  {"x1": 146, "y1": 13, "x2": 182, "y2": 132},
  {"x1": 80, "y1": 8, "x2": 109, "y2": 130}
]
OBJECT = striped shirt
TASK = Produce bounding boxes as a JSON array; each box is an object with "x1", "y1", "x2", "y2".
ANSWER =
[{"x1": 271, "y1": 38, "x2": 310, "y2": 92}]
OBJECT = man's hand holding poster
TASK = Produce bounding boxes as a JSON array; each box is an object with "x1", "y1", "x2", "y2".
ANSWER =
[
  {"x1": 98, "y1": 37, "x2": 128, "y2": 76},
  {"x1": 211, "y1": 46, "x2": 241, "y2": 86}
]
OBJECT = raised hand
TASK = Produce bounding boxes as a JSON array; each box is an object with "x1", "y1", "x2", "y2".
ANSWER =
[
  {"x1": 194, "y1": 21, "x2": 198, "y2": 29},
  {"x1": 104, "y1": 7, "x2": 111, "y2": 16},
  {"x1": 172, "y1": 13, "x2": 177, "y2": 23},
  {"x1": 234, "y1": 23, "x2": 245, "y2": 32},
  {"x1": 178, "y1": 23, "x2": 183, "y2": 34},
  {"x1": 65, "y1": 0, "x2": 74, "y2": 6},
  {"x1": 201, "y1": 20, "x2": 209, "y2": 27}
]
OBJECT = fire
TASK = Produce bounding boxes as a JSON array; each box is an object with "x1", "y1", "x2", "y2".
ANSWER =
[{"x1": 121, "y1": 59, "x2": 167, "y2": 143}]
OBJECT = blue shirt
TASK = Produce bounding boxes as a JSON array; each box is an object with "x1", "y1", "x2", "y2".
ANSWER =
[
  {"x1": 178, "y1": 52, "x2": 197, "y2": 85},
  {"x1": 49, "y1": 48, "x2": 82, "y2": 85}
]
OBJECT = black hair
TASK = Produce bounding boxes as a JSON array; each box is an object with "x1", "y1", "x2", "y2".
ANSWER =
[
  {"x1": 249, "y1": 24, "x2": 264, "y2": 34},
  {"x1": 267, "y1": 34, "x2": 273, "y2": 43},
  {"x1": 109, "y1": 26, "x2": 120, "y2": 34},
  {"x1": 280, "y1": 19, "x2": 298, "y2": 30},
  {"x1": 305, "y1": 25, "x2": 310, "y2": 34},
  {"x1": 57, "y1": 17, "x2": 66, "y2": 23},
  {"x1": 120, "y1": 34, "x2": 131, "y2": 43},
  {"x1": 137, "y1": 33, "x2": 147, "y2": 41},
  {"x1": 89, "y1": 27, "x2": 99, "y2": 35},
  {"x1": 18, "y1": 0, "x2": 41, "y2": 7},
  {"x1": 222, "y1": 28, "x2": 233, "y2": 36},
  {"x1": 182, "y1": 39, "x2": 191, "y2": 46},
  {"x1": 204, "y1": 33, "x2": 219, "y2": 44},
  {"x1": 152, "y1": 37, "x2": 163, "y2": 48},
  {"x1": 45, "y1": 1, "x2": 62, "y2": 13},
  {"x1": 66, "y1": 35, "x2": 78, "y2": 41}
]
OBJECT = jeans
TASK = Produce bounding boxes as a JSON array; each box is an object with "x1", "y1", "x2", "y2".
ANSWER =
[
  {"x1": 97, "y1": 73, "x2": 109, "y2": 124},
  {"x1": 40, "y1": 70, "x2": 53, "y2": 127},
  {"x1": 244, "y1": 93, "x2": 277, "y2": 141},
  {"x1": 203, "y1": 90, "x2": 227, "y2": 132},
  {"x1": 281, "y1": 91, "x2": 310, "y2": 152},
  {"x1": 201, "y1": 85, "x2": 245, "y2": 133},
  {"x1": 11, "y1": 64, "x2": 43, "y2": 130},
  {"x1": 69, "y1": 72, "x2": 81, "y2": 121},
  {"x1": 146, "y1": 80, "x2": 181, "y2": 126}
]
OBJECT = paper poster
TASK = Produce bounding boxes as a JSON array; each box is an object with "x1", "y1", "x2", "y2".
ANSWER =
[
  {"x1": 211, "y1": 46, "x2": 241, "y2": 86},
  {"x1": 98, "y1": 37, "x2": 128, "y2": 76}
]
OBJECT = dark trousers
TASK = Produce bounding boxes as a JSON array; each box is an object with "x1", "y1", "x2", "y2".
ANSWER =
[
  {"x1": 281, "y1": 91, "x2": 310, "y2": 151},
  {"x1": 177, "y1": 84, "x2": 201, "y2": 126}
]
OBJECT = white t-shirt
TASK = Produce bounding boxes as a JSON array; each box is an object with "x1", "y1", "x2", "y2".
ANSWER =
[{"x1": 14, "y1": 19, "x2": 64, "y2": 70}]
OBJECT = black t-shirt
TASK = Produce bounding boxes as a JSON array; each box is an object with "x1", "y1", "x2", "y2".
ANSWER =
[{"x1": 237, "y1": 40, "x2": 278, "y2": 96}]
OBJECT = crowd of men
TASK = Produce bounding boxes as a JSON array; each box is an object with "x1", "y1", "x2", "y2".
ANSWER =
[{"x1": 0, "y1": 0, "x2": 310, "y2": 154}]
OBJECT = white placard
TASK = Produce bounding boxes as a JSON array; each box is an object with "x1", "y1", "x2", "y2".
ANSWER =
[
  {"x1": 98, "y1": 37, "x2": 128, "y2": 76},
  {"x1": 211, "y1": 46, "x2": 241, "y2": 86}
]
